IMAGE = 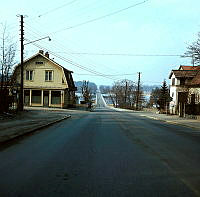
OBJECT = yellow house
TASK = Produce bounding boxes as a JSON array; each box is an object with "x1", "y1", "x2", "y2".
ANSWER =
[{"x1": 13, "y1": 50, "x2": 77, "y2": 108}]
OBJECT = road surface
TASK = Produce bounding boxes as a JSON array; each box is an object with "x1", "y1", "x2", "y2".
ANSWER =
[
  {"x1": 0, "y1": 101, "x2": 200, "y2": 196},
  {"x1": 95, "y1": 91, "x2": 107, "y2": 108}
]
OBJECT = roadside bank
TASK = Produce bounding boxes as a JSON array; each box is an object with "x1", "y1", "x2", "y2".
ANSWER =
[{"x1": 0, "y1": 108, "x2": 71, "y2": 144}]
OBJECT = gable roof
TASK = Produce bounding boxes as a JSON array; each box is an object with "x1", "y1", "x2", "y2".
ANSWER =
[
  {"x1": 13, "y1": 51, "x2": 77, "y2": 91},
  {"x1": 169, "y1": 69, "x2": 200, "y2": 86},
  {"x1": 189, "y1": 71, "x2": 200, "y2": 85},
  {"x1": 169, "y1": 70, "x2": 198, "y2": 79},
  {"x1": 63, "y1": 68, "x2": 77, "y2": 90},
  {"x1": 15, "y1": 51, "x2": 73, "y2": 73},
  {"x1": 179, "y1": 65, "x2": 200, "y2": 70}
]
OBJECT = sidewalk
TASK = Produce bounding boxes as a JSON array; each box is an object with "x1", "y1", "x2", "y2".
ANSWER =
[
  {"x1": 139, "y1": 112, "x2": 200, "y2": 130},
  {"x1": 111, "y1": 107, "x2": 200, "y2": 131},
  {"x1": 0, "y1": 107, "x2": 71, "y2": 144}
]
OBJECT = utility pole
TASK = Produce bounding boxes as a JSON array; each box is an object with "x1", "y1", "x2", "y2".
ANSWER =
[
  {"x1": 1, "y1": 29, "x2": 5, "y2": 90},
  {"x1": 192, "y1": 54, "x2": 195, "y2": 67},
  {"x1": 17, "y1": 15, "x2": 50, "y2": 111},
  {"x1": 124, "y1": 81, "x2": 128, "y2": 106},
  {"x1": 136, "y1": 72, "x2": 141, "y2": 110},
  {"x1": 19, "y1": 15, "x2": 24, "y2": 111}
]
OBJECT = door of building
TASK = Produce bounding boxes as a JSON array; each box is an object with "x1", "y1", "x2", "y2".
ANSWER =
[
  {"x1": 24, "y1": 90, "x2": 30, "y2": 106},
  {"x1": 43, "y1": 91, "x2": 49, "y2": 107}
]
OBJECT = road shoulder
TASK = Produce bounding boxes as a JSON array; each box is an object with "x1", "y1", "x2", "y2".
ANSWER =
[{"x1": 0, "y1": 108, "x2": 71, "y2": 144}]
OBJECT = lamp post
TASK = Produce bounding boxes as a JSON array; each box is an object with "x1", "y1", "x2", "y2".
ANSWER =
[{"x1": 19, "y1": 34, "x2": 51, "y2": 111}]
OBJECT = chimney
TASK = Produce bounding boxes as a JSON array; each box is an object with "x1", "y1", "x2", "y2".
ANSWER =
[
  {"x1": 39, "y1": 50, "x2": 44, "y2": 54},
  {"x1": 45, "y1": 52, "x2": 49, "y2": 58}
]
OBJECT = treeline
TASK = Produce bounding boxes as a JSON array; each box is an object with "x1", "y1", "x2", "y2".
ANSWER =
[
  {"x1": 75, "y1": 81, "x2": 97, "y2": 94},
  {"x1": 148, "y1": 80, "x2": 172, "y2": 113},
  {"x1": 100, "y1": 84, "x2": 159, "y2": 94},
  {"x1": 0, "y1": 25, "x2": 17, "y2": 113},
  {"x1": 100, "y1": 79, "x2": 144, "y2": 110}
]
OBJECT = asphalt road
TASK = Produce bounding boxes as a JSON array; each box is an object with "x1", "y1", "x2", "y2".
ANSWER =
[{"x1": 0, "y1": 107, "x2": 200, "y2": 197}]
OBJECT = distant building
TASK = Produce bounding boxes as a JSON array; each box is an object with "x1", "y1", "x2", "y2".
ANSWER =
[{"x1": 13, "y1": 50, "x2": 77, "y2": 108}]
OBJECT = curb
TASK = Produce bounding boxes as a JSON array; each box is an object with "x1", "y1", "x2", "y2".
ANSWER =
[
  {"x1": 0, "y1": 115, "x2": 71, "y2": 145},
  {"x1": 140, "y1": 115, "x2": 200, "y2": 130},
  {"x1": 164, "y1": 120, "x2": 200, "y2": 130}
]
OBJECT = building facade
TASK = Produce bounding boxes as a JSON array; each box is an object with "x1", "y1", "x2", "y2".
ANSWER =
[
  {"x1": 169, "y1": 65, "x2": 200, "y2": 116},
  {"x1": 13, "y1": 50, "x2": 77, "y2": 108}
]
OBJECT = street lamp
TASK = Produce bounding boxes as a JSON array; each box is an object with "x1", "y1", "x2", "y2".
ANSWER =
[
  {"x1": 24, "y1": 36, "x2": 51, "y2": 46},
  {"x1": 19, "y1": 35, "x2": 51, "y2": 111}
]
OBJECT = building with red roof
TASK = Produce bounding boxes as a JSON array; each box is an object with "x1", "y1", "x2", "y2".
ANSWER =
[{"x1": 169, "y1": 65, "x2": 200, "y2": 116}]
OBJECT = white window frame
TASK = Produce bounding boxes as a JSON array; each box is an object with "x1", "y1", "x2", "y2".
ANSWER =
[
  {"x1": 26, "y1": 70, "x2": 34, "y2": 81},
  {"x1": 45, "y1": 70, "x2": 53, "y2": 81}
]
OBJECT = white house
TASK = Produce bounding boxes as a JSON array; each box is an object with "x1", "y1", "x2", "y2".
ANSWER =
[{"x1": 169, "y1": 65, "x2": 200, "y2": 116}]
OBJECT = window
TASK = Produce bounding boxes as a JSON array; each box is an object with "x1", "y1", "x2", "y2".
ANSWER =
[
  {"x1": 180, "y1": 78, "x2": 186, "y2": 85},
  {"x1": 32, "y1": 90, "x2": 41, "y2": 104},
  {"x1": 51, "y1": 91, "x2": 61, "y2": 104},
  {"x1": 45, "y1": 71, "x2": 53, "y2": 81},
  {"x1": 172, "y1": 92, "x2": 174, "y2": 97},
  {"x1": 35, "y1": 61, "x2": 43, "y2": 65},
  {"x1": 172, "y1": 78, "x2": 175, "y2": 86},
  {"x1": 26, "y1": 70, "x2": 33, "y2": 80}
]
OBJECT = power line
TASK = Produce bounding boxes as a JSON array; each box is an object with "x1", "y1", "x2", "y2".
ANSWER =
[
  {"x1": 56, "y1": 52, "x2": 182, "y2": 57},
  {"x1": 27, "y1": 41, "x2": 119, "y2": 81},
  {"x1": 49, "y1": 0, "x2": 115, "y2": 27},
  {"x1": 50, "y1": 0, "x2": 149, "y2": 34},
  {"x1": 74, "y1": 73, "x2": 138, "y2": 76},
  {"x1": 38, "y1": 0, "x2": 79, "y2": 18},
  {"x1": 24, "y1": 23, "x2": 123, "y2": 75},
  {"x1": 143, "y1": 81, "x2": 162, "y2": 84},
  {"x1": 24, "y1": 26, "x2": 182, "y2": 58},
  {"x1": 136, "y1": 72, "x2": 141, "y2": 110}
]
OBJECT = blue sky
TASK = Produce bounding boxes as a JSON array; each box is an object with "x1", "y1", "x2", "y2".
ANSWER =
[{"x1": 1, "y1": 0, "x2": 200, "y2": 86}]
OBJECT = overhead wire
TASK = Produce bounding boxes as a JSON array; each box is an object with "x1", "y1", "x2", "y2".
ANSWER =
[
  {"x1": 73, "y1": 73, "x2": 138, "y2": 76},
  {"x1": 44, "y1": 0, "x2": 118, "y2": 29},
  {"x1": 38, "y1": 0, "x2": 79, "y2": 18},
  {"x1": 21, "y1": 0, "x2": 170, "y2": 83},
  {"x1": 24, "y1": 22, "x2": 123, "y2": 76},
  {"x1": 49, "y1": 0, "x2": 149, "y2": 34},
  {"x1": 18, "y1": 24, "x2": 184, "y2": 60},
  {"x1": 26, "y1": 0, "x2": 112, "y2": 32},
  {"x1": 22, "y1": 0, "x2": 150, "y2": 77},
  {"x1": 56, "y1": 52, "x2": 182, "y2": 57},
  {"x1": 21, "y1": 22, "x2": 183, "y2": 85},
  {"x1": 24, "y1": 24, "x2": 181, "y2": 84},
  {"x1": 25, "y1": 40, "x2": 120, "y2": 81}
]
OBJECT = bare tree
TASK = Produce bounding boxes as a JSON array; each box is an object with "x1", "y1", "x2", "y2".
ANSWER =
[
  {"x1": 81, "y1": 80, "x2": 92, "y2": 103},
  {"x1": 0, "y1": 24, "x2": 17, "y2": 113},
  {"x1": 149, "y1": 87, "x2": 161, "y2": 108},
  {"x1": 111, "y1": 79, "x2": 137, "y2": 109},
  {"x1": 184, "y1": 32, "x2": 200, "y2": 65}
]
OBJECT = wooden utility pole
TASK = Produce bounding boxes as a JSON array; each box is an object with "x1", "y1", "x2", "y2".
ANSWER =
[
  {"x1": 124, "y1": 81, "x2": 128, "y2": 106},
  {"x1": 136, "y1": 72, "x2": 141, "y2": 110},
  {"x1": 19, "y1": 15, "x2": 24, "y2": 111},
  {"x1": 1, "y1": 29, "x2": 5, "y2": 90}
]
